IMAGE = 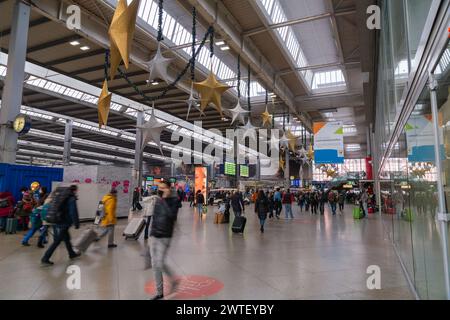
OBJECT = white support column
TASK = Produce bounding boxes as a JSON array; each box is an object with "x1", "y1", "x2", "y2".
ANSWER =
[
  {"x1": 63, "y1": 119, "x2": 73, "y2": 165},
  {"x1": 0, "y1": 1, "x2": 30, "y2": 163},
  {"x1": 133, "y1": 111, "x2": 144, "y2": 191}
]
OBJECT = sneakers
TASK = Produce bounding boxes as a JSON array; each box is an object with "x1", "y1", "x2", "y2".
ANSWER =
[
  {"x1": 41, "y1": 260, "x2": 54, "y2": 266},
  {"x1": 22, "y1": 242, "x2": 30, "y2": 247},
  {"x1": 37, "y1": 243, "x2": 45, "y2": 248},
  {"x1": 171, "y1": 279, "x2": 181, "y2": 293},
  {"x1": 149, "y1": 294, "x2": 164, "y2": 300},
  {"x1": 69, "y1": 252, "x2": 81, "y2": 260},
  {"x1": 108, "y1": 244, "x2": 118, "y2": 248}
]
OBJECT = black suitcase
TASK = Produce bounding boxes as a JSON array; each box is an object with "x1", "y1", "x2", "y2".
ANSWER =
[{"x1": 232, "y1": 216, "x2": 246, "y2": 233}]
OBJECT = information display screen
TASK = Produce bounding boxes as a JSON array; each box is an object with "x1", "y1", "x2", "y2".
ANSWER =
[
  {"x1": 240, "y1": 165, "x2": 249, "y2": 177},
  {"x1": 224, "y1": 162, "x2": 236, "y2": 176}
]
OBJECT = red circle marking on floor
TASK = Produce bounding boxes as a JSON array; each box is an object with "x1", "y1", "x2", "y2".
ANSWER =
[{"x1": 145, "y1": 275, "x2": 223, "y2": 299}]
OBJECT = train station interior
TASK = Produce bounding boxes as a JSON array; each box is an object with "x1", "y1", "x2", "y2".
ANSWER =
[{"x1": 0, "y1": 0, "x2": 449, "y2": 300}]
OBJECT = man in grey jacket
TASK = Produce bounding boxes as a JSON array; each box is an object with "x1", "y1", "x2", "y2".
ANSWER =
[{"x1": 149, "y1": 181, "x2": 180, "y2": 300}]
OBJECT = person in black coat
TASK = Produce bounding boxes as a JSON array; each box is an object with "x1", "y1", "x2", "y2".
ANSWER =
[
  {"x1": 230, "y1": 191, "x2": 244, "y2": 217},
  {"x1": 149, "y1": 181, "x2": 180, "y2": 300},
  {"x1": 255, "y1": 190, "x2": 269, "y2": 233}
]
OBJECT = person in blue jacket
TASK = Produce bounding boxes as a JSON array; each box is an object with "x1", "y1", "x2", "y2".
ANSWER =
[{"x1": 41, "y1": 185, "x2": 80, "y2": 266}]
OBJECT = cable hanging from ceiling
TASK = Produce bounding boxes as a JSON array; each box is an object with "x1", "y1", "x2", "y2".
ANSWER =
[
  {"x1": 157, "y1": 0, "x2": 164, "y2": 42},
  {"x1": 237, "y1": 55, "x2": 241, "y2": 99},
  {"x1": 247, "y1": 63, "x2": 251, "y2": 112},
  {"x1": 190, "y1": 6, "x2": 196, "y2": 81}
]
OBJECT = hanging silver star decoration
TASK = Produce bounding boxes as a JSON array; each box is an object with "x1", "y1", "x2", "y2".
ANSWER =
[
  {"x1": 172, "y1": 83, "x2": 205, "y2": 120},
  {"x1": 239, "y1": 117, "x2": 257, "y2": 141},
  {"x1": 137, "y1": 104, "x2": 168, "y2": 155},
  {"x1": 225, "y1": 99, "x2": 249, "y2": 125},
  {"x1": 279, "y1": 131, "x2": 290, "y2": 149},
  {"x1": 297, "y1": 145, "x2": 307, "y2": 159},
  {"x1": 147, "y1": 42, "x2": 173, "y2": 84}
]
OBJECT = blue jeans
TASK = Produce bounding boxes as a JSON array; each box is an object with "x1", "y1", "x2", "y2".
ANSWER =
[
  {"x1": 284, "y1": 204, "x2": 293, "y2": 219},
  {"x1": 330, "y1": 202, "x2": 337, "y2": 215},
  {"x1": 197, "y1": 204, "x2": 203, "y2": 216},
  {"x1": 23, "y1": 225, "x2": 49, "y2": 245},
  {"x1": 22, "y1": 226, "x2": 40, "y2": 244}
]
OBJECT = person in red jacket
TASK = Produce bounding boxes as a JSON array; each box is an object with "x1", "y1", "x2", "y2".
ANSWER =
[
  {"x1": 0, "y1": 192, "x2": 15, "y2": 232},
  {"x1": 282, "y1": 189, "x2": 295, "y2": 220}
]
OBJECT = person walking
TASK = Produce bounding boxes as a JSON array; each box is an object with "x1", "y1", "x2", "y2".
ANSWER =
[
  {"x1": 319, "y1": 190, "x2": 328, "y2": 215},
  {"x1": 97, "y1": 189, "x2": 118, "y2": 248},
  {"x1": 310, "y1": 192, "x2": 318, "y2": 215},
  {"x1": 298, "y1": 192, "x2": 304, "y2": 212},
  {"x1": 282, "y1": 189, "x2": 295, "y2": 220},
  {"x1": 338, "y1": 191, "x2": 345, "y2": 214},
  {"x1": 255, "y1": 190, "x2": 269, "y2": 233},
  {"x1": 328, "y1": 190, "x2": 338, "y2": 215},
  {"x1": 41, "y1": 185, "x2": 81, "y2": 266},
  {"x1": 132, "y1": 187, "x2": 141, "y2": 211},
  {"x1": 304, "y1": 192, "x2": 310, "y2": 212},
  {"x1": 231, "y1": 190, "x2": 244, "y2": 217},
  {"x1": 195, "y1": 190, "x2": 204, "y2": 218},
  {"x1": 267, "y1": 191, "x2": 275, "y2": 219},
  {"x1": 273, "y1": 188, "x2": 282, "y2": 219},
  {"x1": 188, "y1": 192, "x2": 194, "y2": 207},
  {"x1": 360, "y1": 189, "x2": 369, "y2": 218},
  {"x1": 149, "y1": 181, "x2": 181, "y2": 300}
]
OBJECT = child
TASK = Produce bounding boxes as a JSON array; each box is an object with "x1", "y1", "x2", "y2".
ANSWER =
[{"x1": 21, "y1": 205, "x2": 43, "y2": 246}]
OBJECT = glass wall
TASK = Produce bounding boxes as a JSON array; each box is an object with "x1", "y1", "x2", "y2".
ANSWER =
[{"x1": 374, "y1": 0, "x2": 449, "y2": 299}]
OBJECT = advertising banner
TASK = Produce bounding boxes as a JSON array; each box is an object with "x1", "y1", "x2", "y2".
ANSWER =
[
  {"x1": 313, "y1": 121, "x2": 344, "y2": 164},
  {"x1": 194, "y1": 167, "x2": 207, "y2": 204},
  {"x1": 405, "y1": 114, "x2": 444, "y2": 162}
]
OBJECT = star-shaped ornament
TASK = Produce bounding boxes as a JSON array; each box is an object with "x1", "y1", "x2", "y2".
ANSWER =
[
  {"x1": 98, "y1": 80, "x2": 112, "y2": 128},
  {"x1": 261, "y1": 106, "x2": 273, "y2": 127},
  {"x1": 147, "y1": 42, "x2": 174, "y2": 84},
  {"x1": 137, "y1": 106, "x2": 168, "y2": 155},
  {"x1": 172, "y1": 83, "x2": 205, "y2": 120},
  {"x1": 193, "y1": 72, "x2": 231, "y2": 117},
  {"x1": 239, "y1": 118, "x2": 257, "y2": 141},
  {"x1": 225, "y1": 99, "x2": 249, "y2": 125},
  {"x1": 108, "y1": 0, "x2": 140, "y2": 80},
  {"x1": 297, "y1": 145, "x2": 307, "y2": 159},
  {"x1": 285, "y1": 129, "x2": 298, "y2": 152}
]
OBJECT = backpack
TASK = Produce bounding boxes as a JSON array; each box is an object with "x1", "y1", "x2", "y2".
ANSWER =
[
  {"x1": 46, "y1": 187, "x2": 71, "y2": 224},
  {"x1": 328, "y1": 192, "x2": 336, "y2": 202}
]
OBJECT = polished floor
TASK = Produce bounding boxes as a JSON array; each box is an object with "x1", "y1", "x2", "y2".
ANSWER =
[{"x1": 0, "y1": 203, "x2": 414, "y2": 300}]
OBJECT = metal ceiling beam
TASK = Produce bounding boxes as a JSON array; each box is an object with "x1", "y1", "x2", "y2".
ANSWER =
[
  {"x1": 44, "y1": 48, "x2": 105, "y2": 66},
  {"x1": 0, "y1": 17, "x2": 50, "y2": 37},
  {"x1": 27, "y1": 34, "x2": 83, "y2": 53},
  {"x1": 242, "y1": 10, "x2": 356, "y2": 37}
]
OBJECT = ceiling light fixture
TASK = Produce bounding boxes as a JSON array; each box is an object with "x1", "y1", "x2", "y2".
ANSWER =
[
  {"x1": 70, "y1": 41, "x2": 80, "y2": 46},
  {"x1": 151, "y1": 81, "x2": 159, "y2": 86},
  {"x1": 220, "y1": 46, "x2": 230, "y2": 51},
  {"x1": 215, "y1": 41, "x2": 225, "y2": 46},
  {"x1": 80, "y1": 46, "x2": 90, "y2": 51}
]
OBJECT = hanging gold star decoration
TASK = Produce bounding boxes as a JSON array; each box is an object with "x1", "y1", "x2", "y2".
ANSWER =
[
  {"x1": 193, "y1": 72, "x2": 231, "y2": 118},
  {"x1": 279, "y1": 157, "x2": 285, "y2": 169},
  {"x1": 108, "y1": 0, "x2": 140, "y2": 80},
  {"x1": 261, "y1": 106, "x2": 273, "y2": 127},
  {"x1": 97, "y1": 80, "x2": 112, "y2": 128},
  {"x1": 307, "y1": 143, "x2": 314, "y2": 160},
  {"x1": 286, "y1": 129, "x2": 298, "y2": 153}
]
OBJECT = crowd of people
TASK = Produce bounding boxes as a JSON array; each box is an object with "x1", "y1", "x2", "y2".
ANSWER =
[{"x1": 185, "y1": 187, "x2": 373, "y2": 233}]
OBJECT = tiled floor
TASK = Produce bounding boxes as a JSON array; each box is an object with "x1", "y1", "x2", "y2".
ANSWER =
[{"x1": 0, "y1": 203, "x2": 414, "y2": 300}]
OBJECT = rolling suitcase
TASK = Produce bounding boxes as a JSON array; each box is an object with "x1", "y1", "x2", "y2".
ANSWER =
[
  {"x1": 123, "y1": 217, "x2": 145, "y2": 240},
  {"x1": 232, "y1": 216, "x2": 246, "y2": 233},
  {"x1": 73, "y1": 228, "x2": 98, "y2": 252},
  {"x1": 5, "y1": 217, "x2": 18, "y2": 234}
]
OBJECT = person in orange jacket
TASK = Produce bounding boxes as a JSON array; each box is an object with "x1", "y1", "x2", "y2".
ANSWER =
[{"x1": 97, "y1": 188, "x2": 118, "y2": 248}]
